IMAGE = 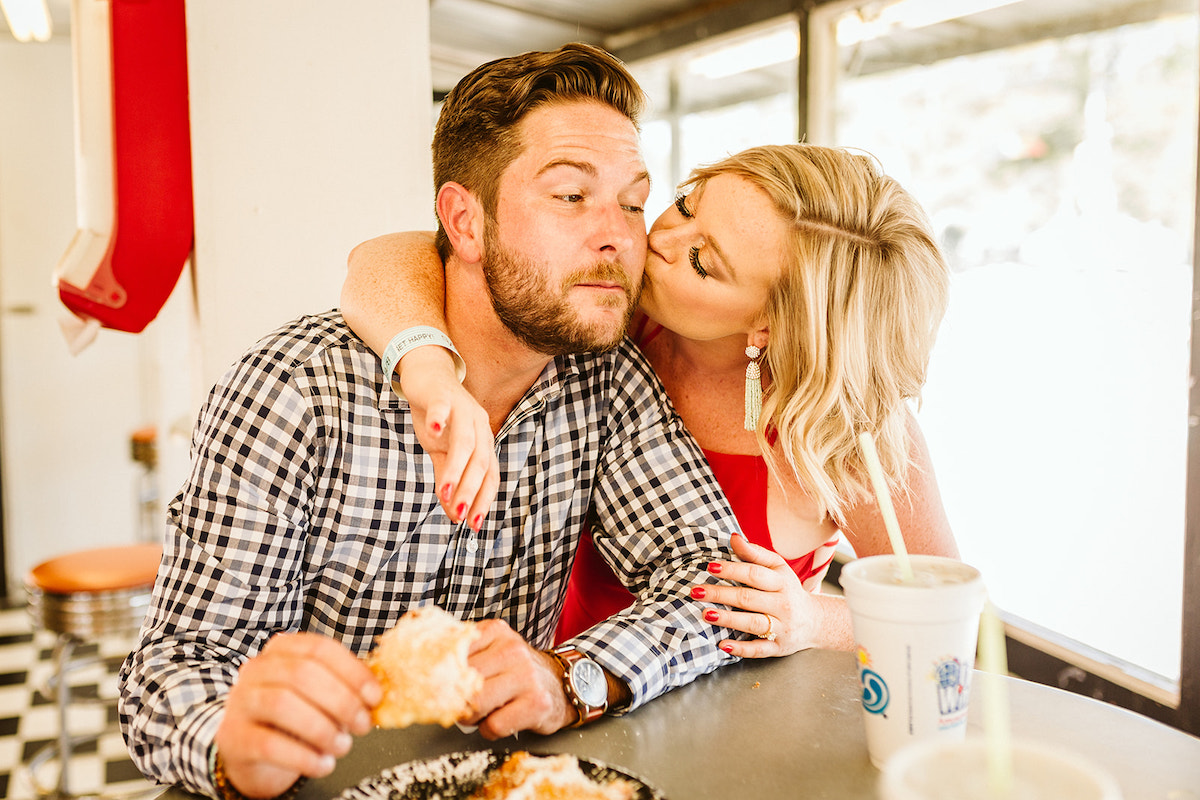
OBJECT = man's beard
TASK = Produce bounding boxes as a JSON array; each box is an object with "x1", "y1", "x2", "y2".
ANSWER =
[{"x1": 481, "y1": 220, "x2": 641, "y2": 356}]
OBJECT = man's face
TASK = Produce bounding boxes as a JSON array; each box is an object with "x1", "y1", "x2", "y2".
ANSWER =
[{"x1": 482, "y1": 101, "x2": 650, "y2": 355}]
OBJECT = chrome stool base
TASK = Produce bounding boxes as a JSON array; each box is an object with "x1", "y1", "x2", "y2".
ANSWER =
[
  {"x1": 22, "y1": 544, "x2": 163, "y2": 800},
  {"x1": 22, "y1": 630, "x2": 163, "y2": 799}
]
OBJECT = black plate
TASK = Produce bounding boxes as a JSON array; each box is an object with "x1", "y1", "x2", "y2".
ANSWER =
[{"x1": 336, "y1": 749, "x2": 666, "y2": 800}]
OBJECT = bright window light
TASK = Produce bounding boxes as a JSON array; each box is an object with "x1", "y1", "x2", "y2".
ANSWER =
[
  {"x1": 0, "y1": 0, "x2": 52, "y2": 43},
  {"x1": 838, "y1": 0, "x2": 1021, "y2": 45},
  {"x1": 687, "y1": 28, "x2": 799, "y2": 79}
]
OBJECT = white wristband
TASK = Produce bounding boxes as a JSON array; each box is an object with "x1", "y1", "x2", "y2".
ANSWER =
[{"x1": 381, "y1": 326, "x2": 466, "y2": 387}]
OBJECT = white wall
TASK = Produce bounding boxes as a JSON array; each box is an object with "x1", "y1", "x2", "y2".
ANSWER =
[
  {"x1": 0, "y1": 0, "x2": 434, "y2": 596},
  {"x1": 186, "y1": 0, "x2": 435, "y2": 385},
  {"x1": 0, "y1": 37, "x2": 149, "y2": 594}
]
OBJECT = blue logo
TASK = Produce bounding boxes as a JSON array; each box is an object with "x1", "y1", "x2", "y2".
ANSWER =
[
  {"x1": 935, "y1": 657, "x2": 970, "y2": 717},
  {"x1": 860, "y1": 668, "x2": 890, "y2": 714}
]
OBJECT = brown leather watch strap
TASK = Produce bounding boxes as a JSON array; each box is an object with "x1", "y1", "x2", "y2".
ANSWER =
[{"x1": 550, "y1": 646, "x2": 606, "y2": 727}]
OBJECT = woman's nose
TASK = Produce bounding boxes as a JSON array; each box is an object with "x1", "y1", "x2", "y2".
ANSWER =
[{"x1": 648, "y1": 219, "x2": 686, "y2": 261}]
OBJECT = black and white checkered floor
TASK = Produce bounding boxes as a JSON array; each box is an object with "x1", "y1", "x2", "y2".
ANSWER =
[{"x1": 0, "y1": 604, "x2": 163, "y2": 799}]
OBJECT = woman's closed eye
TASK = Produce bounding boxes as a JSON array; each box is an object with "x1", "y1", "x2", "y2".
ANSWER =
[
  {"x1": 674, "y1": 193, "x2": 693, "y2": 219},
  {"x1": 675, "y1": 194, "x2": 708, "y2": 277}
]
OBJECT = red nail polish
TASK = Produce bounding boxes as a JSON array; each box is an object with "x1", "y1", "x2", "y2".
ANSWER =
[
  {"x1": 430, "y1": 421, "x2": 443, "y2": 434},
  {"x1": 707, "y1": 562, "x2": 722, "y2": 574},
  {"x1": 471, "y1": 514, "x2": 483, "y2": 531},
  {"x1": 721, "y1": 644, "x2": 734, "y2": 653},
  {"x1": 455, "y1": 502, "x2": 467, "y2": 518},
  {"x1": 690, "y1": 586, "x2": 706, "y2": 599},
  {"x1": 440, "y1": 484, "x2": 453, "y2": 502},
  {"x1": 704, "y1": 609, "x2": 719, "y2": 622}
]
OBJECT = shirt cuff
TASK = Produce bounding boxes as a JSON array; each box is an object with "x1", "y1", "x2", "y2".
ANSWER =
[
  {"x1": 179, "y1": 699, "x2": 226, "y2": 798},
  {"x1": 568, "y1": 613, "x2": 735, "y2": 711}
]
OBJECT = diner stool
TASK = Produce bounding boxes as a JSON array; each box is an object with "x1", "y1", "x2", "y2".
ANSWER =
[{"x1": 23, "y1": 543, "x2": 163, "y2": 799}]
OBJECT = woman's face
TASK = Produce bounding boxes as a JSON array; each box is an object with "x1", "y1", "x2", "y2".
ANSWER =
[{"x1": 641, "y1": 173, "x2": 789, "y2": 343}]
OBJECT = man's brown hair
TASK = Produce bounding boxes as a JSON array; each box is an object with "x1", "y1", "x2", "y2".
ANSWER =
[{"x1": 432, "y1": 42, "x2": 645, "y2": 259}]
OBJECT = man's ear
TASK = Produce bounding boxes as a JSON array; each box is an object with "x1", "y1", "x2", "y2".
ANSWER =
[{"x1": 436, "y1": 182, "x2": 485, "y2": 263}]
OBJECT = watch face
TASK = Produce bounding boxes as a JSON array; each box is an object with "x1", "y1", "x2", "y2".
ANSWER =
[{"x1": 571, "y1": 659, "x2": 608, "y2": 707}]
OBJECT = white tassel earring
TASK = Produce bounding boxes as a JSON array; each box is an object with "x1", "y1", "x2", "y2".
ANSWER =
[{"x1": 744, "y1": 345, "x2": 762, "y2": 432}]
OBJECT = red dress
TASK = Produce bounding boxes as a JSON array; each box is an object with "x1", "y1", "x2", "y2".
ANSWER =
[{"x1": 554, "y1": 318, "x2": 839, "y2": 643}]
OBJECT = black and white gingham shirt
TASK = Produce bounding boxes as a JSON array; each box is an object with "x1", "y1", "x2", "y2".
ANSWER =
[{"x1": 118, "y1": 311, "x2": 739, "y2": 794}]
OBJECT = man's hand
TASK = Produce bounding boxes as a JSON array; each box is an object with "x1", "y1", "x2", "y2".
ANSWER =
[
  {"x1": 460, "y1": 620, "x2": 575, "y2": 739},
  {"x1": 214, "y1": 633, "x2": 382, "y2": 799},
  {"x1": 396, "y1": 347, "x2": 499, "y2": 531}
]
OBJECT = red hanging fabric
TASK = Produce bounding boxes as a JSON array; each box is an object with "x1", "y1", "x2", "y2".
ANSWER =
[{"x1": 55, "y1": 0, "x2": 193, "y2": 336}]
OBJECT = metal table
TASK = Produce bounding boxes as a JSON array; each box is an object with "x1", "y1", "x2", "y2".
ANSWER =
[{"x1": 159, "y1": 648, "x2": 1200, "y2": 799}]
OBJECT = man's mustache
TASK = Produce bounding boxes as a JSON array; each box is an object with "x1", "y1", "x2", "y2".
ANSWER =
[{"x1": 564, "y1": 262, "x2": 638, "y2": 296}]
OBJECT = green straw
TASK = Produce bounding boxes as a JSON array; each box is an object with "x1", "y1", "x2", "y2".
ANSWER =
[
  {"x1": 857, "y1": 431, "x2": 913, "y2": 582},
  {"x1": 979, "y1": 600, "x2": 1014, "y2": 798}
]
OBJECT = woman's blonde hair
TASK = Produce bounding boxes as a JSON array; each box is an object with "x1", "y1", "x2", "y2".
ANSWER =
[{"x1": 681, "y1": 144, "x2": 949, "y2": 525}]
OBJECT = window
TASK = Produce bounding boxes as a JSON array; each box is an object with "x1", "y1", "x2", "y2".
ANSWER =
[
  {"x1": 631, "y1": 20, "x2": 799, "y2": 219},
  {"x1": 810, "y1": 0, "x2": 1198, "y2": 725},
  {"x1": 630, "y1": 0, "x2": 1200, "y2": 732}
]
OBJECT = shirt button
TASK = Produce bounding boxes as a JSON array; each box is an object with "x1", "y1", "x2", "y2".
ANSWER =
[{"x1": 466, "y1": 537, "x2": 478, "y2": 554}]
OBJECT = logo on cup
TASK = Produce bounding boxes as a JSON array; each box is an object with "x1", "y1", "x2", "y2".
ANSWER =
[
  {"x1": 934, "y1": 656, "x2": 970, "y2": 721},
  {"x1": 855, "y1": 647, "x2": 889, "y2": 715},
  {"x1": 860, "y1": 669, "x2": 890, "y2": 714}
]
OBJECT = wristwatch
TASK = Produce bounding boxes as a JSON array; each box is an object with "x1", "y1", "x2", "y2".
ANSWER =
[{"x1": 550, "y1": 644, "x2": 608, "y2": 727}]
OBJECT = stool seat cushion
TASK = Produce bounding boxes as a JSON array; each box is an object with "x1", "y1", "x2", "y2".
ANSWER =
[{"x1": 27, "y1": 543, "x2": 163, "y2": 594}]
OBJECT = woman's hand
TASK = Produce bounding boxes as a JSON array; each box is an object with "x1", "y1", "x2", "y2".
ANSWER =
[
  {"x1": 694, "y1": 533, "x2": 822, "y2": 658},
  {"x1": 342, "y1": 230, "x2": 501, "y2": 526},
  {"x1": 397, "y1": 347, "x2": 499, "y2": 530}
]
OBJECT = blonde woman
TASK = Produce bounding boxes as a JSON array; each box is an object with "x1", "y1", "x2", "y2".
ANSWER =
[{"x1": 341, "y1": 143, "x2": 958, "y2": 657}]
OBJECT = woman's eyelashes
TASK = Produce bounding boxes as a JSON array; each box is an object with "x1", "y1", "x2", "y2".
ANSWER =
[
  {"x1": 674, "y1": 194, "x2": 708, "y2": 277},
  {"x1": 674, "y1": 193, "x2": 693, "y2": 218}
]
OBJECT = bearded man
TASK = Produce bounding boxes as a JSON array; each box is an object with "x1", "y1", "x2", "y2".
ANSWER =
[{"x1": 119, "y1": 43, "x2": 739, "y2": 800}]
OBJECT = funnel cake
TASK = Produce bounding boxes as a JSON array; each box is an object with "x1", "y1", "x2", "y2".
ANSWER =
[
  {"x1": 366, "y1": 606, "x2": 482, "y2": 728},
  {"x1": 471, "y1": 752, "x2": 637, "y2": 800}
]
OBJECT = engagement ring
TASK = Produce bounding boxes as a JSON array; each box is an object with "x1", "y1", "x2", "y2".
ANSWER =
[{"x1": 763, "y1": 613, "x2": 777, "y2": 642}]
